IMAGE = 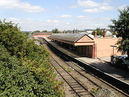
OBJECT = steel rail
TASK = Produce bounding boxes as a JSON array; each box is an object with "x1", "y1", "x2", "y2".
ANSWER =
[{"x1": 50, "y1": 56, "x2": 95, "y2": 97}]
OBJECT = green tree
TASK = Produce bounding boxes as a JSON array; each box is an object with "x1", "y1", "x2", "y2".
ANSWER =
[
  {"x1": 0, "y1": 20, "x2": 27, "y2": 57},
  {"x1": 42, "y1": 30, "x2": 48, "y2": 32},
  {"x1": 23, "y1": 31, "x2": 32, "y2": 37},
  {"x1": 110, "y1": 7, "x2": 129, "y2": 58},
  {"x1": 0, "y1": 20, "x2": 64, "y2": 97},
  {"x1": 32, "y1": 30, "x2": 41, "y2": 34},
  {"x1": 0, "y1": 44, "x2": 63, "y2": 97},
  {"x1": 92, "y1": 28, "x2": 104, "y2": 36},
  {"x1": 0, "y1": 19, "x2": 19, "y2": 32},
  {"x1": 52, "y1": 28, "x2": 60, "y2": 33}
]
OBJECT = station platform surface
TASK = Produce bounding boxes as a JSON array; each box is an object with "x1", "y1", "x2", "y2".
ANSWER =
[{"x1": 45, "y1": 38, "x2": 129, "y2": 83}]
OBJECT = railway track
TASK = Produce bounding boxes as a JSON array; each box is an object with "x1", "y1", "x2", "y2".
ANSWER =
[
  {"x1": 58, "y1": 54, "x2": 129, "y2": 97},
  {"x1": 59, "y1": 55, "x2": 103, "y2": 87},
  {"x1": 51, "y1": 56, "x2": 95, "y2": 97}
]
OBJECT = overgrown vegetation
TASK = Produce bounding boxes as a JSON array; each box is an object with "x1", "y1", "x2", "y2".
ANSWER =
[
  {"x1": 32, "y1": 30, "x2": 48, "y2": 34},
  {"x1": 110, "y1": 6, "x2": 129, "y2": 58},
  {"x1": 92, "y1": 28, "x2": 106, "y2": 37},
  {"x1": 0, "y1": 20, "x2": 64, "y2": 97},
  {"x1": 52, "y1": 28, "x2": 60, "y2": 33}
]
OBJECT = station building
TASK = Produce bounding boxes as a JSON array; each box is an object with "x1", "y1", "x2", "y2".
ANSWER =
[
  {"x1": 32, "y1": 32, "x2": 52, "y2": 39},
  {"x1": 48, "y1": 33, "x2": 121, "y2": 58}
]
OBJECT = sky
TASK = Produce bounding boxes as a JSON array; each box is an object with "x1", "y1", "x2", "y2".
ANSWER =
[{"x1": 0, "y1": 0, "x2": 128, "y2": 31}]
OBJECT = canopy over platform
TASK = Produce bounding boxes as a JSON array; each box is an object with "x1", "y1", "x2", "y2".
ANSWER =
[{"x1": 48, "y1": 33, "x2": 95, "y2": 46}]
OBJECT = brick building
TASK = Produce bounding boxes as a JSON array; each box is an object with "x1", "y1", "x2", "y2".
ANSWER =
[
  {"x1": 48, "y1": 33, "x2": 121, "y2": 58},
  {"x1": 32, "y1": 32, "x2": 52, "y2": 39}
]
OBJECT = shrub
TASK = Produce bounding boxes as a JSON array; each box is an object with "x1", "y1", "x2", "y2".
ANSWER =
[{"x1": 0, "y1": 20, "x2": 64, "y2": 97}]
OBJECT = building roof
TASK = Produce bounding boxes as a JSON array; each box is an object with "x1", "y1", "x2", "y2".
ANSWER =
[{"x1": 49, "y1": 33, "x2": 94, "y2": 43}]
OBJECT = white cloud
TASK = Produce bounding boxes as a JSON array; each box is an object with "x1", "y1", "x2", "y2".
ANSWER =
[
  {"x1": 46, "y1": 19, "x2": 60, "y2": 23},
  {"x1": 60, "y1": 14, "x2": 72, "y2": 18},
  {"x1": 6, "y1": 16, "x2": 111, "y2": 31},
  {"x1": 83, "y1": 5, "x2": 112, "y2": 13},
  {"x1": 77, "y1": 15, "x2": 87, "y2": 18},
  {"x1": 78, "y1": 0, "x2": 99, "y2": 7},
  {"x1": 99, "y1": 3, "x2": 112, "y2": 10},
  {"x1": 0, "y1": 0, "x2": 44, "y2": 13},
  {"x1": 8, "y1": 17, "x2": 20, "y2": 21},
  {"x1": 84, "y1": 8, "x2": 99, "y2": 13},
  {"x1": 77, "y1": 0, "x2": 113, "y2": 13},
  {"x1": 66, "y1": 22, "x2": 70, "y2": 25}
]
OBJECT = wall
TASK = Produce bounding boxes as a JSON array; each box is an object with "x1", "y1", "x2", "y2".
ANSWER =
[{"x1": 94, "y1": 37, "x2": 121, "y2": 58}]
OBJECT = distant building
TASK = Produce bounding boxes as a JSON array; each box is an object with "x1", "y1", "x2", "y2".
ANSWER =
[
  {"x1": 32, "y1": 32, "x2": 52, "y2": 39},
  {"x1": 48, "y1": 33, "x2": 121, "y2": 58}
]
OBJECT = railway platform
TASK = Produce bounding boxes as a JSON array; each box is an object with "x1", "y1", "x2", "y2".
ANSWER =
[{"x1": 45, "y1": 38, "x2": 129, "y2": 84}]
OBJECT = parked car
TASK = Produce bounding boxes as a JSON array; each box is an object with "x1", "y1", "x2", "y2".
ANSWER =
[{"x1": 111, "y1": 55, "x2": 129, "y2": 70}]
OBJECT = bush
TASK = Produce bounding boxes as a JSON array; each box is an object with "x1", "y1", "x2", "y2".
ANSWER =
[
  {"x1": 0, "y1": 20, "x2": 64, "y2": 97},
  {"x1": 0, "y1": 44, "x2": 63, "y2": 97}
]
